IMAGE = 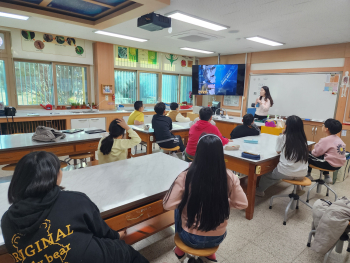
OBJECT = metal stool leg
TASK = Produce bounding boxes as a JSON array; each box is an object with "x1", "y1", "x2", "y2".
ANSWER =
[
  {"x1": 324, "y1": 183, "x2": 338, "y2": 201},
  {"x1": 307, "y1": 230, "x2": 316, "y2": 247},
  {"x1": 307, "y1": 182, "x2": 318, "y2": 202},
  {"x1": 324, "y1": 244, "x2": 337, "y2": 263},
  {"x1": 269, "y1": 194, "x2": 290, "y2": 209},
  {"x1": 326, "y1": 187, "x2": 329, "y2": 196},
  {"x1": 134, "y1": 145, "x2": 137, "y2": 154},
  {"x1": 299, "y1": 199, "x2": 313, "y2": 209},
  {"x1": 283, "y1": 198, "x2": 294, "y2": 225},
  {"x1": 74, "y1": 159, "x2": 78, "y2": 166},
  {"x1": 347, "y1": 239, "x2": 350, "y2": 252}
]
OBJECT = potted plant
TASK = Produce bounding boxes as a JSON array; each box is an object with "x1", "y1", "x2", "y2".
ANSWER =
[
  {"x1": 56, "y1": 106, "x2": 61, "y2": 110},
  {"x1": 62, "y1": 105, "x2": 66, "y2": 110},
  {"x1": 76, "y1": 103, "x2": 81, "y2": 109},
  {"x1": 82, "y1": 102, "x2": 87, "y2": 109},
  {"x1": 71, "y1": 103, "x2": 76, "y2": 109},
  {"x1": 92, "y1": 102, "x2": 97, "y2": 109}
]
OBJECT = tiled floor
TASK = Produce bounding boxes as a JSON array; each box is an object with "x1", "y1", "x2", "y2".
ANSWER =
[{"x1": 1, "y1": 150, "x2": 349, "y2": 263}]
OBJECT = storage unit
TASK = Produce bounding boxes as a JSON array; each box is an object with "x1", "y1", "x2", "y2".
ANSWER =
[
  {"x1": 71, "y1": 118, "x2": 106, "y2": 130},
  {"x1": 304, "y1": 123, "x2": 325, "y2": 145}
]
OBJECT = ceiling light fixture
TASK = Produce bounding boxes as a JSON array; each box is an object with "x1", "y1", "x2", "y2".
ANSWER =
[
  {"x1": 95, "y1": 30, "x2": 148, "y2": 42},
  {"x1": 0, "y1": 11, "x2": 29, "y2": 20},
  {"x1": 246, "y1": 36, "x2": 284, "y2": 46},
  {"x1": 165, "y1": 11, "x2": 228, "y2": 31},
  {"x1": 181, "y1": 47, "x2": 214, "y2": 54}
]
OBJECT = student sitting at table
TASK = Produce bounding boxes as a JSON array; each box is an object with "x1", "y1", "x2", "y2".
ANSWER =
[
  {"x1": 1, "y1": 151, "x2": 149, "y2": 263},
  {"x1": 230, "y1": 113, "x2": 260, "y2": 139},
  {"x1": 127, "y1": 101, "x2": 144, "y2": 125},
  {"x1": 184, "y1": 107, "x2": 230, "y2": 162},
  {"x1": 307, "y1": 118, "x2": 346, "y2": 184},
  {"x1": 152, "y1": 102, "x2": 186, "y2": 153},
  {"x1": 256, "y1": 115, "x2": 309, "y2": 196},
  {"x1": 163, "y1": 134, "x2": 248, "y2": 262},
  {"x1": 98, "y1": 118, "x2": 141, "y2": 164},
  {"x1": 166, "y1": 102, "x2": 190, "y2": 122}
]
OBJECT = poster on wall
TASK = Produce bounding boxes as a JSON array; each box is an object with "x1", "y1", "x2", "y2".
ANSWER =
[
  {"x1": 115, "y1": 45, "x2": 160, "y2": 69},
  {"x1": 21, "y1": 30, "x2": 86, "y2": 57},
  {"x1": 162, "y1": 54, "x2": 194, "y2": 73}
]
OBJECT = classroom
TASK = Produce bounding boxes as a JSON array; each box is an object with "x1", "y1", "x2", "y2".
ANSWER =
[{"x1": 0, "y1": 0, "x2": 349, "y2": 262}]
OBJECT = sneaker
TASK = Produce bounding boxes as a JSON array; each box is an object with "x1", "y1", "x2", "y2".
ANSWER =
[
  {"x1": 171, "y1": 152, "x2": 178, "y2": 158},
  {"x1": 324, "y1": 174, "x2": 332, "y2": 184},
  {"x1": 306, "y1": 173, "x2": 314, "y2": 181},
  {"x1": 182, "y1": 151, "x2": 185, "y2": 161},
  {"x1": 204, "y1": 253, "x2": 217, "y2": 262},
  {"x1": 173, "y1": 247, "x2": 186, "y2": 261},
  {"x1": 255, "y1": 190, "x2": 265, "y2": 197}
]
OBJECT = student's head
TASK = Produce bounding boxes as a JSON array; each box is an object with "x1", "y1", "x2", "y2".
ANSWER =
[
  {"x1": 260, "y1": 86, "x2": 274, "y2": 106},
  {"x1": 284, "y1": 115, "x2": 308, "y2": 163},
  {"x1": 134, "y1": 101, "x2": 144, "y2": 112},
  {"x1": 164, "y1": 133, "x2": 229, "y2": 232},
  {"x1": 154, "y1": 102, "x2": 166, "y2": 115},
  {"x1": 323, "y1": 119, "x2": 342, "y2": 135},
  {"x1": 243, "y1": 114, "x2": 254, "y2": 126},
  {"x1": 100, "y1": 119, "x2": 125, "y2": 155},
  {"x1": 170, "y1": 102, "x2": 179, "y2": 111},
  {"x1": 199, "y1": 107, "x2": 213, "y2": 122},
  {"x1": 8, "y1": 151, "x2": 62, "y2": 204}
]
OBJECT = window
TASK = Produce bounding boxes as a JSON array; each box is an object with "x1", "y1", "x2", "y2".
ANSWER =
[
  {"x1": 180, "y1": 76, "x2": 192, "y2": 104},
  {"x1": 162, "y1": 74, "x2": 178, "y2": 103},
  {"x1": 139, "y1": 72, "x2": 158, "y2": 104},
  {"x1": 0, "y1": 60, "x2": 7, "y2": 105},
  {"x1": 15, "y1": 61, "x2": 54, "y2": 105},
  {"x1": 56, "y1": 65, "x2": 88, "y2": 105},
  {"x1": 115, "y1": 70, "x2": 137, "y2": 104}
]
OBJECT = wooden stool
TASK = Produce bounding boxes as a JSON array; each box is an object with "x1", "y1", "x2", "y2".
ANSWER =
[
  {"x1": 88, "y1": 160, "x2": 99, "y2": 166},
  {"x1": 160, "y1": 146, "x2": 180, "y2": 154},
  {"x1": 2, "y1": 163, "x2": 17, "y2": 171},
  {"x1": 60, "y1": 161, "x2": 68, "y2": 169},
  {"x1": 67, "y1": 153, "x2": 94, "y2": 168},
  {"x1": 307, "y1": 222, "x2": 350, "y2": 263},
  {"x1": 269, "y1": 177, "x2": 312, "y2": 225},
  {"x1": 174, "y1": 233, "x2": 219, "y2": 262},
  {"x1": 306, "y1": 165, "x2": 338, "y2": 202}
]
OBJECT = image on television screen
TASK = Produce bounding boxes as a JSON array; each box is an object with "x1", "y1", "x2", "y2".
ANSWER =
[{"x1": 198, "y1": 64, "x2": 238, "y2": 95}]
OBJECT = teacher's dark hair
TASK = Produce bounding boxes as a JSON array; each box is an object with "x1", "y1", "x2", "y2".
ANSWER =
[
  {"x1": 100, "y1": 119, "x2": 125, "y2": 155},
  {"x1": 283, "y1": 115, "x2": 308, "y2": 163},
  {"x1": 8, "y1": 151, "x2": 61, "y2": 204},
  {"x1": 260, "y1": 86, "x2": 274, "y2": 107},
  {"x1": 164, "y1": 134, "x2": 230, "y2": 232}
]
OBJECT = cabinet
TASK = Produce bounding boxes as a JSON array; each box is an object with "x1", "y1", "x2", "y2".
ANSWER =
[
  {"x1": 304, "y1": 124, "x2": 325, "y2": 145},
  {"x1": 71, "y1": 118, "x2": 106, "y2": 130}
]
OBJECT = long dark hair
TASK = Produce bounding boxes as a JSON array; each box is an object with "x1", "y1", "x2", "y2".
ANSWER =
[
  {"x1": 100, "y1": 119, "x2": 125, "y2": 155},
  {"x1": 283, "y1": 115, "x2": 308, "y2": 163},
  {"x1": 8, "y1": 151, "x2": 61, "y2": 204},
  {"x1": 164, "y1": 134, "x2": 230, "y2": 232},
  {"x1": 260, "y1": 86, "x2": 274, "y2": 107}
]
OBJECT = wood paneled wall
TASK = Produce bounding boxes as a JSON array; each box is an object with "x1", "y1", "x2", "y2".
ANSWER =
[{"x1": 93, "y1": 42, "x2": 115, "y2": 110}]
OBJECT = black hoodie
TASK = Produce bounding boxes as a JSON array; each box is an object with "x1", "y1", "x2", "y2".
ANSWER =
[{"x1": 1, "y1": 187, "x2": 148, "y2": 263}]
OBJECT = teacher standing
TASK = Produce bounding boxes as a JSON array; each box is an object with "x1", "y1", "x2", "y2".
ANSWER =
[{"x1": 254, "y1": 86, "x2": 274, "y2": 120}]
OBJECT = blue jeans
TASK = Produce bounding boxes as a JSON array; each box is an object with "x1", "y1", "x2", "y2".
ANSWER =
[{"x1": 175, "y1": 209, "x2": 226, "y2": 249}]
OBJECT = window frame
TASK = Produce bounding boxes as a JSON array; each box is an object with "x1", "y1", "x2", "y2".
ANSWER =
[
  {"x1": 114, "y1": 68, "x2": 137, "y2": 107},
  {"x1": 179, "y1": 74, "x2": 192, "y2": 105},
  {"x1": 12, "y1": 59, "x2": 91, "y2": 109},
  {"x1": 138, "y1": 70, "x2": 161, "y2": 107}
]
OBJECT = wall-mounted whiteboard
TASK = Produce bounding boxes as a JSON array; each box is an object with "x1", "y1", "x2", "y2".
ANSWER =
[
  {"x1": 248, "y1": 73, "x2": 340, "y2": 120},
  {"x1": 223, "y1": 96, "x2": 240, "y2": 107}
]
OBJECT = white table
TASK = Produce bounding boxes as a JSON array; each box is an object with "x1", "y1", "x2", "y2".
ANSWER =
[
  {"x1": 223, "y1": 134, "x2": 315, "y2": 220},
  {"x1": 0, "y1": 153, "x2": 189, "y2": 256}
]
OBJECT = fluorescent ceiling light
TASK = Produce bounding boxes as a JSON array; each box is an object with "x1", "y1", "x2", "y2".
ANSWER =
[
  {"x1": 181, "y1": 47, "x2": 214, "y2": 54},
  {"x1": 0, "y1": 12, "x2": 29, "y2": 20},
  {"x1": 246, "y1": 36, "x2": 284, "y2": 46},
  {"x1": 166, "y1": 11, "x2": 228, "y2": 31},
  {"x1": 95, "y1": 30, "x2": 148, "y2": 42}
]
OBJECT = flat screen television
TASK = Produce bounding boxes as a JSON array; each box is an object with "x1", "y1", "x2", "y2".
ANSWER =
[{"x1": 192, "y1": 64, "x2": 246, "y2": 96}]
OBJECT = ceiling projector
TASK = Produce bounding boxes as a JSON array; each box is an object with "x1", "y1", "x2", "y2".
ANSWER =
[{"x1": 137, "y1": 12, "x2": 171, "y2": 32}]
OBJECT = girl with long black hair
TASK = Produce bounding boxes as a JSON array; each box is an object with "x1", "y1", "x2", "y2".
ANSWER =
[
  {"x1": 254, "y1": 86, "x2": 274, "y2": 120},
  {"x1": 163, "y1": 134, "x2": 248, "y2": 262},
  {"x1": 1, "y1": 151, "x2": 148, "y2": 263},
  {"x1": 98, "y1": 118, "x2": 141, "y2": 164},
  {"x1": 256, "y1": 115, "x2": 309, "y2": 196}
]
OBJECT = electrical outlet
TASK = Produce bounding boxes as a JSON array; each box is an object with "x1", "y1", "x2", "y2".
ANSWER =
[
  {"x1": 150, "y1": 136, "x2": 154, "y2": 142},
  {"x1": 105, "y1": 95, "x2": 109, "y2": 101}
]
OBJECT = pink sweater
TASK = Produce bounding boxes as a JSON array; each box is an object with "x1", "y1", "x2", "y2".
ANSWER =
[
  {"x1": 163, "y1": 170, "x2": 248, "y2": 236},
  {"x1": 312, "y1": 135, "x2": 346, "y2": 167},
  {"x1": 255, "y1": 98, "x2": 271, "y2": 116}
]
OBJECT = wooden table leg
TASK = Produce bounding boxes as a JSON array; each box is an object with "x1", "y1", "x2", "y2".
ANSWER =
[
  {"x1": 246, "y1": 163, "x2": 258, "y2": 220},
  {"x1": 146, "y1": 135, "x2": 153, "y2": 155},
  {"x1": 127, "y1": 132, "x2": 132, "y2": 159}
]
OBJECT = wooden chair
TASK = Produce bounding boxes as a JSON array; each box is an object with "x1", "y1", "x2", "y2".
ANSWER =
[
  {"x1": 174, "y1": 233, "x2": 219, "y2": 262},
  {"x1": 307, "y1": 222, "x2": 350, "y2": 263},
  {"x1": 2, "y1": 163, "x2": 17, "y2": 171},
  {"x1": 306, "y1": 165, "x2": 338, "y2": 203},
  {"x1": 67, "y1": 153, "x2": 94, "y2": 169},
  {"x1": 269, "y1": 177, "x2": 312, "y2": 225}
]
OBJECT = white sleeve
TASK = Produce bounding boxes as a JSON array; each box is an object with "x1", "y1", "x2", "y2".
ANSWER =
[{"x1": 275, "y1": 135, "x2": 285, "y2": 152}]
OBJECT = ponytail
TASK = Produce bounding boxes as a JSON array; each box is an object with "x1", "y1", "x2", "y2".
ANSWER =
[
  {"x1": 100, "y1": 135, "x2": 115, "y2": 155},
  {"x1": 99, "y1": 119, "x2": 125, "y2": 155}
]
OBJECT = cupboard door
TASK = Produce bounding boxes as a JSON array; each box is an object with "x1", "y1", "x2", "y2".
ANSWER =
[
  {"x1": 304, "y1": 124, "x2": 315, "y2": 142},
  {"x1": 71, "y1": 119, "x2": 90, "y2": 129},
  {"x1": 341, "y1": 130, "x2": 350, "y2": 151},
  {"x1": 313, "y1": 125, "x2": 326, "y2": 144},
  {"x1": 90, "y1": 118, "x2": 106, "y2": 130}
]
